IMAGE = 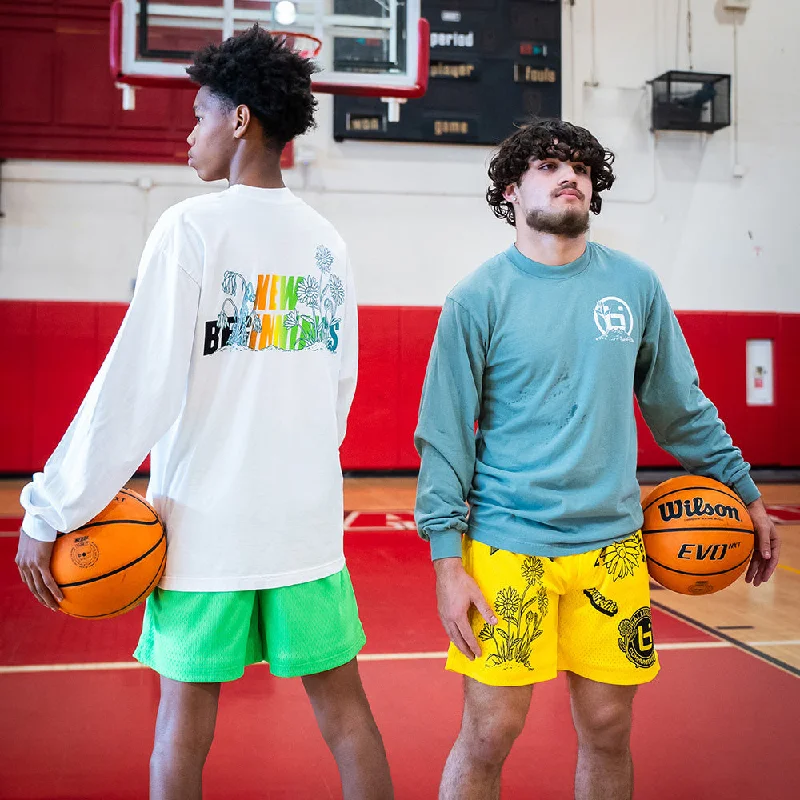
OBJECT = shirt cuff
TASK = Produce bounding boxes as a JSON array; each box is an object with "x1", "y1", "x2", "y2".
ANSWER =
[
  {"x1": 429, "y1": 528, "x2": 464, "y2": 561},
  {"x1": 732, "y1": 474, "x2": 760, "y2": 506},
  {"x1": 21, "y1": 513, "x2": 59, "y2": 543}
]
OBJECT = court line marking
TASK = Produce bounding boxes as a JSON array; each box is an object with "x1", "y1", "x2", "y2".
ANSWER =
[
  {"x1": 746, "y1": 639, "x2": 800, "y2": 647},
  {"x1": 0, "y1": 662, "x2": 148, "y2": 674},
  {"x1": 358, "y1": 651, "x2": 447, "y2": 661},
  {"x1": 778, "y1": 563, "x2": 800, "y2": 576},
  {"x1": 343, "y1": 511, "x2": 360, "y2": 529},
  {"x1": 655, "y1": 641, "x2": 730, "y2": 650},
  {"x1": 4, "y1": 640, "x2": 800, "y2": 675}
]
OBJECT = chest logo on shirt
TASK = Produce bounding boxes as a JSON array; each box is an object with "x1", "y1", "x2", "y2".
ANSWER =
[
  {"x1": 203, "y1": 246, "x2": 344, "y2": 356},
  {"x1": 593, "y1": 296, "x2": 634, "y2": 342}
]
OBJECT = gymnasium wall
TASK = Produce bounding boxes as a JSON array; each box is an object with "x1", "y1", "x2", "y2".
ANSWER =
[{"x1": 1, "y1": 1, "x2": 799, "y2": 472}]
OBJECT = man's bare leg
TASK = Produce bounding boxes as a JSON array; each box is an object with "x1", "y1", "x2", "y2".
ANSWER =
[
  {"x1": 150, "y1": 677, "x2": 221, "y2": 800},
  {"x1": 439, "y1": 677, "x2": 533, "y2": 800},
  {"x1": 302, "y1": 658, "x2": 393, "y2": 800},
  {"x1": 568, "y1": 673, "x2": 637, "y2": 800}
]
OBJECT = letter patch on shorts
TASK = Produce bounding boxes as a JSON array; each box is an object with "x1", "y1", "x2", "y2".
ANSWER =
[{"x1": 617, "y1": 607, "x2": 656, "y2": 668}]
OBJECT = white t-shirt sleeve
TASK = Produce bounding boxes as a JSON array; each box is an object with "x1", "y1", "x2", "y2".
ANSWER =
[
  {"x1": 336, "y1": 259, "x2": 358, "y2": 446},
  {"x1": 20, "y1": 209, "x2": 202, "y2": 541}
]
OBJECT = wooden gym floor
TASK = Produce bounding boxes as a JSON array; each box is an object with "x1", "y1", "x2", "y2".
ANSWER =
[{"x1": 1, "y1": 475, "x2": 798, "y2": 798}]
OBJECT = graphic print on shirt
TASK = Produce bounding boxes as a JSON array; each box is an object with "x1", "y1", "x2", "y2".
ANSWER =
[
  {"x1": 214, "y1": 271, "x2": 263, "y2": 349},
  {"x1": 593, "y1": 296, "x2": 634, "y2": 342},
  {"x1": 203, "y1": 245, "x2": 344, "y2": 355}
]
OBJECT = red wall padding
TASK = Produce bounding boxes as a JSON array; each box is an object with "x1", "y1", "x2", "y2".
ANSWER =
[
  {"x1": 340, "y1": 308, "x2": 402, "y2": 469},
  {"x1": 1, "y1": 301, "x2": 799, "y2": 473},
  {"x1": 0, "y1": 5, "x2": 195, "y2": 164},
  {"x1": 1, "y1": 301, "x2": 35, "y2": 472},
  {"x1": 778, "y1": 313, "x2": 800, "y2": 468},
  {"x1": 634, "y1": 312, "x2": 788, "y2": 468}
]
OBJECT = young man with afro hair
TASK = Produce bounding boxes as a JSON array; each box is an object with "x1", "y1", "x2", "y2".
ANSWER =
[
  {"x1": 16, "y1": 26, "x2": 393, "y2": 799},
  {"x1": 414, "y1": 119, "x2": 780, "y2": 798}
]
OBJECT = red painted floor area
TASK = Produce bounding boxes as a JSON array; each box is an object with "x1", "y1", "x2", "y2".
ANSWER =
[
  {"x1": 1, "y1": 650, "x2": 799, "y2": 799},
  {"x1": 2, "y1": 529, "x2": 799, "y2": 798}
]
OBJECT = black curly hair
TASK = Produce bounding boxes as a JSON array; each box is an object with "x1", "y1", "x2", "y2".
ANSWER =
[
  {"x1": 487, "y1": 119, "x2": 616, "y2": 225},
  {"x1": 186, "y1": 25, "x2": 317, "y2": 147}
]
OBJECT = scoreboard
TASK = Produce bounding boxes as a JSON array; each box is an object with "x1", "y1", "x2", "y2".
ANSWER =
[{"x1": 333, "y1": 0, "x2": 562, "y2": 146}]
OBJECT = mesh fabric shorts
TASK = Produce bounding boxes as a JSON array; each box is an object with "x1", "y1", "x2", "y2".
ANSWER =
[
  {"x1": 134, "y1": 566, "x2": 365, "y2": 682},
  {"x1": 446, "y1": 533, "x2": 660, "y2": 687}
]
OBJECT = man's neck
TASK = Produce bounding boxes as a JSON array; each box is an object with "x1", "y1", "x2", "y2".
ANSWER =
[
  {"x1": 228, "y1": 147, "x2": 285, "y2": 189},
  {"x1": 515, "y1": 228, "x2": 588, "y2": 266}
]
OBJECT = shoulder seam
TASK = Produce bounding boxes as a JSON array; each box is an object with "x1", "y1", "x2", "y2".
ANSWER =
[
  {"x1": 176, "y1": 262, "x2": 201, "y2": 288},
  {"x1": 446, "y1": 295, "x2": 483, "y2": 330}
]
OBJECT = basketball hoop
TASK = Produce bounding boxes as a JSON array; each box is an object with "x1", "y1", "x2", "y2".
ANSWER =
[
  {"x1": 109, "y1": 0, "x2": 429, "y2": 122},
  {"x1": 270, "y1": 31, "x2": 322, "y2": 60}
]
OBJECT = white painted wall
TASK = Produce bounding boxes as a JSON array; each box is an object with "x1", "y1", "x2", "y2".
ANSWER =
[{"x1": 0, "y1": 0, "x2": 797, "y2": 310}]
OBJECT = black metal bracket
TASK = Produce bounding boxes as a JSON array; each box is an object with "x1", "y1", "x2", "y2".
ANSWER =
[{"x1": 139, "y1": 0, "x2": 194, "y2": 60}]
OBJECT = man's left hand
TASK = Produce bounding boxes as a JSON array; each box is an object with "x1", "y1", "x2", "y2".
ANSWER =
[{"x1": 745, "y1": 497, "x2": 780, "y2": 587}]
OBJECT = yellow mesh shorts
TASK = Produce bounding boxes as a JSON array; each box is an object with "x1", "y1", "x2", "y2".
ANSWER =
[{"x1": 446, "y1": 532, "x2": 660, "y2": 687}]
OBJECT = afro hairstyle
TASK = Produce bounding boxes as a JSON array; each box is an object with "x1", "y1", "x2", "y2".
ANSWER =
[
  {"x1": 186, "y1": 25, "x2": 317, "y2": 147},
  {"x1": 486, "y1": 119, "x2": 616, "y2": 225}
]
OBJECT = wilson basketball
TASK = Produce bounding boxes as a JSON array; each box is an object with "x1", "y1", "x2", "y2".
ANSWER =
[
  {"x1": 50, "y1": 489, "x2": 166, "y2": 619},
  {"x1": 641, "y1": 476, "x2": 754, "y2": 595}
]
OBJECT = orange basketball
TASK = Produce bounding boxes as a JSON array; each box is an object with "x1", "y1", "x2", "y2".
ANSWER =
[
  {"x1": 642, "y1": 476, "x2": 754, "y2": 596},
  {"x1": 50, "y1": 489, "x2": 166, "y2": 619}
]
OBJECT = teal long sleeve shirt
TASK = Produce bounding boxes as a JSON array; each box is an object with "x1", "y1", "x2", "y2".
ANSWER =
[{"x1": 414, "y1": 243, "x2": 759, "y2": 561}]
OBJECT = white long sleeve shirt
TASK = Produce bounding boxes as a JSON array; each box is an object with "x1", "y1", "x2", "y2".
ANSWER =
[{"x1": 20, "y1": 185, "x2": 358, "y2": 591}]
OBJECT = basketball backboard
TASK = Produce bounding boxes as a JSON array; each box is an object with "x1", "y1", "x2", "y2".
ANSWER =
[{"x1": 110, "y1": 1, "x2": 429, "y2": 120}]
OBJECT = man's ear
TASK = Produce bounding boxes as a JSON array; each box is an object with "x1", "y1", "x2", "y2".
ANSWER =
[
  {"x1": 233, "y1": 104, "x2": 251, "y2": 139},
  {"x1": 503, "y1": 183, "x2": 518, "y2": 204}
]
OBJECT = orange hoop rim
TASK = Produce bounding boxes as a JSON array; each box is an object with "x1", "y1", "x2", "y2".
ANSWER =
[{"x1": 270, "y1": 30, "x2": 323, "y2": 59}]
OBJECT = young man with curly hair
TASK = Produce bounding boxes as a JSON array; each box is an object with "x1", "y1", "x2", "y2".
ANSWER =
[
  {"x1": 16, "y1": 27, "x2": 393, "y2": 800},
  {"x1": 415, "y1": 119, "x2": 780, "y2": 799}
]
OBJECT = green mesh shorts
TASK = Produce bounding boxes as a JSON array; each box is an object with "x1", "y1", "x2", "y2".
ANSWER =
[{"x1": 133, "y1": 567, "x2": 366, "y2": 682}]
